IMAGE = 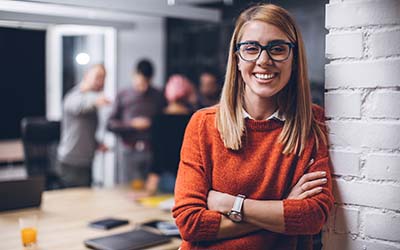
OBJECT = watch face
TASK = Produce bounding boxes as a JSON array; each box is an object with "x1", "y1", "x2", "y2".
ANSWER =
[{"x1": 229, "y1": 212, "x2": 242, "y2": 222}]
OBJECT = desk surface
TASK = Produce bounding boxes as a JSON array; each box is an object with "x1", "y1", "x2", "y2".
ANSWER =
[{"x1": 0, "y1": 188, "x2": 181, "y2": 250}]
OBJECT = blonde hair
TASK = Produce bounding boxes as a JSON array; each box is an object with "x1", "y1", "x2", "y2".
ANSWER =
[{"x1": 216, "y1": 3, "x2": 326, "y2": 155}]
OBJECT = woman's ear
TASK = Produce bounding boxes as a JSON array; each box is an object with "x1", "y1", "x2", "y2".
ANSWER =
[{"x1": 237, "y1": 60, "x2": 242, "y2": 72}]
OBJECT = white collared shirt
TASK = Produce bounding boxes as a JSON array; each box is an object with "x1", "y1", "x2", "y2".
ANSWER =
[{"x1": 242, "y1": 109, "x2": 286, "y2": 121}]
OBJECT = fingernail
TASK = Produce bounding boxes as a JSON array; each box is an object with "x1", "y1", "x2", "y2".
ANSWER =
[
  {"x1": 322, "y1": 178, "x2": 327, "y2": 183},
  {"x1": 321, "y1": 171, "x2": 326, "y2": 176},
  {"x1": 318, "y1": 187, "x2": 323, "y2": 191}
]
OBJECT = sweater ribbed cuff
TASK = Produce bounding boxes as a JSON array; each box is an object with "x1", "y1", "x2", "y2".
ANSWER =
[
  {"x1": 197, "y1": 210, "x2": 222, "y2": 240},
  {"x1": 283, "y1": 199, "x2": 306, "y2": 235}
]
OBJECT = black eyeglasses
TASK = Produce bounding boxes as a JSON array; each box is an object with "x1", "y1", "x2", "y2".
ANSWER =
[{"x1": 235, "y1": 40, "x2": 295, "y2": 62}]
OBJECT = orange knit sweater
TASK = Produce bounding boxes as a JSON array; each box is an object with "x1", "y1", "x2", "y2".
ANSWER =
[{"x1": 172, "y1": 105, "x2": 334, "y2": 250}]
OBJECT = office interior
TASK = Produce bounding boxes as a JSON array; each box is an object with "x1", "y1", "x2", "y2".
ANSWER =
[
  {"x1": 0, "y1": 0, "x2": 327, "y2": 186},
  {"x1": 0, "y1": 0, "x2": 330, "y2": 249}
]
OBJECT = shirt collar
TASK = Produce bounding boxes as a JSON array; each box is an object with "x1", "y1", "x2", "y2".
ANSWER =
[{"x1": 242, "y1": 108, "x2": 286, "y2": 121}]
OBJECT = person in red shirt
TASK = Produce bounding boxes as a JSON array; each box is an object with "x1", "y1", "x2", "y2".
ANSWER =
[{"x1": 172, "y1": 3, "x2": 334, "y2": 250}]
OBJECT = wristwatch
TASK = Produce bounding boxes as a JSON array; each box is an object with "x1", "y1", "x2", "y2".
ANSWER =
[{"x1": 227, "y1": 194, "x2": 246, "y2": 223}]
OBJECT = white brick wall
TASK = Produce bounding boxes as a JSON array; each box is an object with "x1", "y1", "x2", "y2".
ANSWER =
[
  {"x1": 327, "y1": 121, "x2": 400, "y2": 150},
  {"x1": 365, "y1": 153, "x2": 400, "y2": 181},
  {"x1": 370, "y1": 29, "x2": 400, "y2": 58},
  {"x1": 364, "y1": 90, "x2": 400, "y2": 119},
  {"x1": 326, "y1": 32, "x2": 363, "y2": 59},
  {"x1": 326, "y1": 0, "x2": 400, "y2": 28},
  {"x1": 364, "y1": 211, "x2": 400, "y2": 241},
  {"x1": 325, "y1": 91, "x2": 362, "y2": 118},
  {"x1": 334, "y1": 206, "x2": 359, "y2": 234},
  {"x1": 324, "y1": 0, "x2": 400, "y2": 249},
  {"x1": 333, "y1": 179, "x2": 400, "y2": 210},
  {"x1": 329, "y1": 150, "x2": 360, "y2": 176},
  {"x1": 325, "y1": 59, "x2": 400, "y2": 89},
  {"x1": 323, "y1": 234, "x2": 400, "y2": 250}
]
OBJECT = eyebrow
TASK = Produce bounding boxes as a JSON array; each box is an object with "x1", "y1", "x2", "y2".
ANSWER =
[{"x1": 239, "y1": 39, "x2": 289, "y2": 45}]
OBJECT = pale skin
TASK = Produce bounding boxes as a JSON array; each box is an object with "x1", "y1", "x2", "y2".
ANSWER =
[
  {"x1": 207, "y1": 21, "x2": 327, "y2": 239},
  {"x1": 79, "y1": 66, "x2": 111, "y2": 108}
]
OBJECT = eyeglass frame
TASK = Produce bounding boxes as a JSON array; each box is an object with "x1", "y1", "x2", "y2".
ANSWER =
[{"x1": 235, "y1": 40, "x2": 296, "y2": 63}]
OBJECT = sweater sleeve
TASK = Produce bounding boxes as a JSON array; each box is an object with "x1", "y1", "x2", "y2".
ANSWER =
[
  {"x1": 283, "y1": 156, "x2": 334, "y2": 235},
  {"x1": 283, "y1": 105, "x2": 334, "y2": 235},
  {"x1": 172, "y1": 111, "x2": 221, "y2": 242}
]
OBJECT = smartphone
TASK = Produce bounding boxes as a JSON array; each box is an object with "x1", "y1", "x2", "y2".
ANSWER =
[
  {"x1": 156, "y1": 221, "x2": 180, "y2": 236},
  {"x1": 141, "y1": 220, "x2": 180, "y2": 237},
  {"x1": 88, "y1": 217, "x2": 129, "y2": 230}
]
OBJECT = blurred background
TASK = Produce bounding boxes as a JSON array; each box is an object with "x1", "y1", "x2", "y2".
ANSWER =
[{"x1": 0, "y1": 0, "x2": 327, "y2": 186}]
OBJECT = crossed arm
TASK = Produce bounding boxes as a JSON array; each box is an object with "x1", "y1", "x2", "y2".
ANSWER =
[
  {"x1": 207, "y1": 170, "x2": 328, "y2": 239},
  {"x1": 173, "y1": 158, "x2": 332, "y2": 242},
  {"x1": 172, "y1": 112, "x2": 334, "y2": 242}
]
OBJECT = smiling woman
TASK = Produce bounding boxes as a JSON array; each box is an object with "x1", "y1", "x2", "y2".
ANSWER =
[
  {"x1": 236, "y1": 20, "x2": 295, "y2": 121},
  {"x1": 172, "y1": 3, "x2": 334, "y2": 250}
]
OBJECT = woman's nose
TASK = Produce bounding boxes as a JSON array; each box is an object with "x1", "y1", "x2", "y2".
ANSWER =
[{"x1": 257, "y1": 49, "x2": 274, "y2": 66}]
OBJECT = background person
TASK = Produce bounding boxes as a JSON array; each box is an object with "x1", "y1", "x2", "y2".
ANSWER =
[
  {"x1": 133, "y1": 74, "x2": 194, "y2": 198},
  {"x1": 57, "y1": 64, "x2": 110, "y2": 187},
  {"x1": 107, "y1": 59, "x2": 166, "y2": 185},
  {"x1": 197, "y1": 69, "x2": 221, "y2": 108}
]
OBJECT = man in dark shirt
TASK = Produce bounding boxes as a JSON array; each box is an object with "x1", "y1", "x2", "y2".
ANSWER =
[{"x1": 107, "y1": 59, "x2": 165, "y2": 184}]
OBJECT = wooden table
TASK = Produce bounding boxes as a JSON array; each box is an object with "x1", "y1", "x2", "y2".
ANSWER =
[{"x1": 0, "y1": 188, "x2": 181, "y2": 250}]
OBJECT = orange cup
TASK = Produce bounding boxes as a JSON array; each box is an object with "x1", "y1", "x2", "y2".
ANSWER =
[
  {"x1": 21, "y1": 227, "x2": 37, "y2": 246},
  {"x1": 19, "y1": 216, "x2": 38, "y2": 249}
]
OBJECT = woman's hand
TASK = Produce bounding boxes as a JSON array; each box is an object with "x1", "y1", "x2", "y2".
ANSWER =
[
  {"x1": 287, "y1": 170, "x2": 327, "y2": 200},
  {"x1": 207, "y1": 190, "x2": 235, "y2": 214}
]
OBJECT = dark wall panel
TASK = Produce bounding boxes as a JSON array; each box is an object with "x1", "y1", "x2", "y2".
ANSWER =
[{"x1": 0, "y1": 27, "x2": 46, "y2": 140}]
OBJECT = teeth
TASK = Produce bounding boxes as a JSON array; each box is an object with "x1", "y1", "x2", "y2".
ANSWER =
[{"x1": 254, "y1": 73, "x2": 275, "y2": 80}]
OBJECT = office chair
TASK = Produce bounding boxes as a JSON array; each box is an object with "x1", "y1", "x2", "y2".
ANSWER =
[{"x1": 21, "y1": 117, "x2": 64, "y2": 190}]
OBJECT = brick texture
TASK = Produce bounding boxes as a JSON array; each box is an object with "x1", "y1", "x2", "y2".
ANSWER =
[
  {"x1": 364, "y1": 212, "x2": 400, "y2": 241},
  {"x1": 326, "y1": 0, "x2": 400, "y2": 28},
  {"x1": 365, "y1": 153, "x2": 400, "y2": 181},
  {"x1": 325, "y1": 91, "x2": 362, "y2": 118},
  {"x1": 326, "y1": 32, "x2": 363, "y2": 59},
  {"x1": 364, "y1": 91, "x2": 400, "y2": 119},
  {"x1": 370, "y1": 29, "x2": 400, "y2": 58},
  {"x1": 333, "y1": 179, "x2": 400, "y2": 210},
  {"x1": 323, "y1": 1, "x2": 400, "y2": 248},
  {"x1": 329, "y1": 150, "x2": 360, "y2": 176},
  {"x1": 325, "y1": 59, "x2": 400, "y2": 89}
]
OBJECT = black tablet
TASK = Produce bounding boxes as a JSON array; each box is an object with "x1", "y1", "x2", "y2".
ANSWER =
[{"x1": 84, "y1": 228, "x2": 171, "y2": 250}]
